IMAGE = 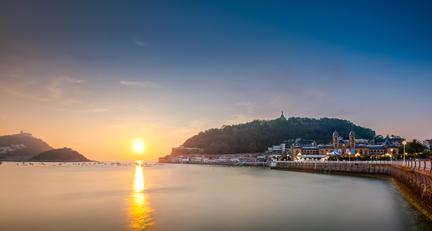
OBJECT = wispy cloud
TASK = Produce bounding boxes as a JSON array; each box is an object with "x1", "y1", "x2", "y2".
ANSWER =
[
  {"x1": 2, "y1": 75, "x2": 86, "y2": 103},
  {"x1": 132, "y1": 39, "x2": 148, "y2": 48},
  {"x1": 120, "y1": 80, "x2": 166, "y2": 90},
  {"x1": 60, "y1": 76, "x2": 86, "y2": 84},
  {"x1": 58, "y1": 107, "x2": 108, "y2": 113},
  {"x1": 35, "y1": 76, "x2": 86, "y2": 103},
  {"x1": 1, "y1": 88, "x2": 52, "y2": 102}
]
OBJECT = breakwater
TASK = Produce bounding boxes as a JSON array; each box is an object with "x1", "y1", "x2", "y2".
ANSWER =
[{"x1": 272, "y1": 160, "x2": 432, "y2": 218}]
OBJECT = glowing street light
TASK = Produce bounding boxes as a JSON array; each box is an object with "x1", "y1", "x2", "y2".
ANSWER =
[
  {"x1": 390, "y1": 148, "x2": 393, "y2": 164},
  {"x1": 402, "y1": 140, "x2": 407, "y2": 165}
]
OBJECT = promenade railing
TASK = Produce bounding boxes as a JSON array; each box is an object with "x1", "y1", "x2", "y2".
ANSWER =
[{"x1": 276, "y1": 159, "x2": 432, "y2": 174}]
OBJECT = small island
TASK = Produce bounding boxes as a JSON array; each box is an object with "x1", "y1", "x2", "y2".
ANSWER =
[{"x1": 30, "y1": 148, "x2": 91, "y2": 162}]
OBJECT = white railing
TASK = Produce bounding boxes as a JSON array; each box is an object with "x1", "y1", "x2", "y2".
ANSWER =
[{"x1": 275, "y1": 160, "x2": 432, "y2": 172}]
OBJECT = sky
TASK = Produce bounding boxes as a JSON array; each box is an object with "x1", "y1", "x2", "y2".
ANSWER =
[{"x1": 1, "y1": 0, "x2": 431, "y2": 161}]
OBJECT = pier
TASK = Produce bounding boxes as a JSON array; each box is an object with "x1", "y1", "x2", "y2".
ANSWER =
[{"x1": 272, "y1": 160, "x2": 432, "y2": 216}]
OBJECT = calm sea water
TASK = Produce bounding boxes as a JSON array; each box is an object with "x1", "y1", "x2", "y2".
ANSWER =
[{"x1": 0, "y1": 163, "x2": 431, "y2": 231}]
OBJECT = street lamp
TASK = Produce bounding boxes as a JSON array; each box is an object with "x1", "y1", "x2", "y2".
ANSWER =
[
  {"x1": 402, "y1": 140, "x2": 407, "y2": 165},
  {"x1": 390, "y1": 148, "x2": 393, "y2": 164}
]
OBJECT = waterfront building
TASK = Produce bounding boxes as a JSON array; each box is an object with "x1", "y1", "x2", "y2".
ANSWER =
[
  {"x1": 291, "y1": 131, "x2": 400, "y2": 160},
  {"x1": 267, "y1": 143, "x2": 286, "y2": 153}
]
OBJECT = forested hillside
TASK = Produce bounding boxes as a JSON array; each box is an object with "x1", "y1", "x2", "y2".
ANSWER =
[{"x1": 181, "y1": 117, "x2": 376, "y2": 154}]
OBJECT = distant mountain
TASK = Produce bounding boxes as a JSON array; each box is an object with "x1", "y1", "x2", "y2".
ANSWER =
[
  {"x1": 0, "y1": 132, "x2": 53, "y2": 161},
  {"x1": 179, "y1": 116, "x2": 376, "y2": 154},
  {"x1": 30, "y1": 148, "x2": 91, "y2": 162}
]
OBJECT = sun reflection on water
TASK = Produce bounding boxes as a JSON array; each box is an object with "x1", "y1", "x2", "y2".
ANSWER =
[{"x1": 129, "y1": 165, "x2": 154, "y2": 230}]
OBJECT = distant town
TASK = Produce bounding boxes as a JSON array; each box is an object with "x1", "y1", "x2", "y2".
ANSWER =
[{"x1": 159, "y1": 130, "x2": 432, "y2": 165}]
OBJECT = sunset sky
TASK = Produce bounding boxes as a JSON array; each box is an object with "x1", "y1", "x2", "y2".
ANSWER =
[{"x1": 1, "y1": 1, "x2": 431, "y2": 161}]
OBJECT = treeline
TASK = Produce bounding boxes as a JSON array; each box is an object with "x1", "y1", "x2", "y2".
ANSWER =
[
  {"x1": 181, "y1": 117, "x2": 376, "y2": 154},
  {"x1": 398, "y1": 139, "x2": 431, "y2": 159}
]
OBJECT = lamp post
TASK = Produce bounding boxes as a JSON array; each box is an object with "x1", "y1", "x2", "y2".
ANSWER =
[
  {"x1": 402, "y1": 140, "x2": 407, "y2": 165},
  {"x1": 390, "y1": 148, "x2": 393, "y2": 164}
]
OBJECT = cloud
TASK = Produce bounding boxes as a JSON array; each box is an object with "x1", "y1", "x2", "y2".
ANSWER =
[
  {"x1": 60, "y1": 76, "x2": 86, "y2": 84},
  {"x1": 120, "y1": 80, "x2": 166, "y2": 90},
  {"x1": 132, "y1": 39, "x2": 148, "y2": 48},
  {"x1": 57, "y1": 107, "x2": 108, "y2": 113},
  {"x1": 45, "y1": 76, "x2": 86, "y2": 100},
  {"x1": 2, "y1": 75, "x2": 86, "y2": 103},
  {"x1": 1, "y1": 88, "x2": 51, "y2": 102}
]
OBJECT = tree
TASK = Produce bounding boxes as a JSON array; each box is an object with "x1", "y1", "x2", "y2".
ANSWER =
[
  {"x1": 374, "y1": 135, "x2": 385, "y2": 143},
  {"x1": 405, "y1": 139, "x2": 426, "y2": 154}
]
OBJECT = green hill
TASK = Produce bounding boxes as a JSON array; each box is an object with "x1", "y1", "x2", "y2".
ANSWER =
[
  {"x1": 0, "y1": 132, "x2": 53, "y2": 161},
  {"x1": 180, "y1": 116, "x2": 376, "y2": 154},
  {"x1": 30, "y1": 148, "x2": 91, "y2": 162}
]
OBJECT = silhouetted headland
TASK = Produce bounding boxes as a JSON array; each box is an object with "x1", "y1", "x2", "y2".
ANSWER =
[
  {"x1": 0, "y1": 131, "x2": 91, "y2": 162},
  {"x1": 30, "y1": 147, "x2": 91, "y2": 162}
]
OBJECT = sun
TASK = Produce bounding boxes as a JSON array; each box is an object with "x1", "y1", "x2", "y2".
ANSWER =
[{"x1": 132, "y1": 139, "x2": 146, "y2": 154}]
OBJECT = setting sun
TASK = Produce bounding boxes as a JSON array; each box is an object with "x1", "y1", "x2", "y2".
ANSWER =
[{"x1": 132, "y1": 139, "x2": 146, "y2": 154}]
